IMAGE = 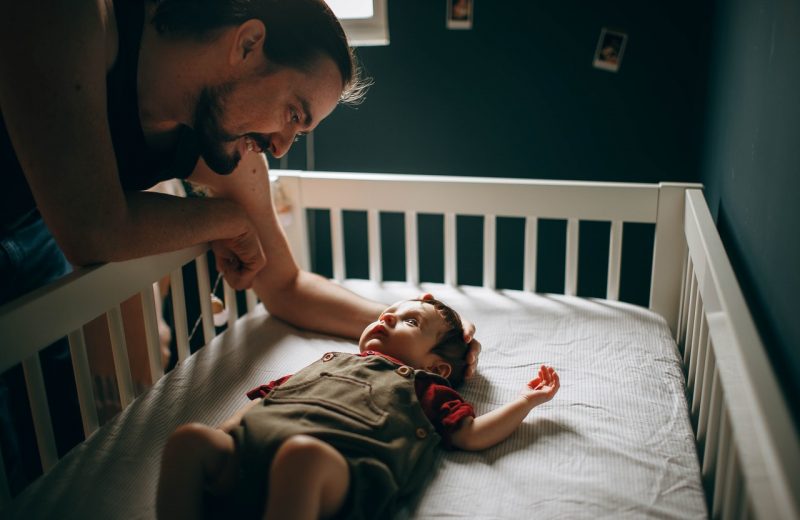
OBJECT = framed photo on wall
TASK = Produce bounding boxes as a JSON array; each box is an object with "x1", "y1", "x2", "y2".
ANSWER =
[
  {"x1": 447, "y1": 0, "x2": 473, "y2": 30},
  {"x1": 593, "y1": 28, "x2": 628, "y2": 72}
]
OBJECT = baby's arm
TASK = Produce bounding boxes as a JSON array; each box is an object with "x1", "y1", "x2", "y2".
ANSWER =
[{"x1": 450, "y1": 365, "x2": 559, "y2": 451}]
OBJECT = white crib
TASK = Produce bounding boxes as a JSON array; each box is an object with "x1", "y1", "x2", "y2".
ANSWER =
[{"x1": 0, "y1": 171, "x2": 797, "y2": 519}]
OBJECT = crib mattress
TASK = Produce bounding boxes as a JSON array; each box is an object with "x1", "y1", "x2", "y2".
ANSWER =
[{"x1": 7, "y1": 282, "x2": 707, "y2": 519}]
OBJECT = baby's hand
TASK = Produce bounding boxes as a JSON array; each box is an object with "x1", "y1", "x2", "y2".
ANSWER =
[{"x1": 521, "y1": 365, "x2": 560, "y2": 405}]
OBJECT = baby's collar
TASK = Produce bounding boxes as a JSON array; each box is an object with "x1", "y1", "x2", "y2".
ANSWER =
[{"x1": 360, "y1": 350, "x2": 406, "y2": 366}]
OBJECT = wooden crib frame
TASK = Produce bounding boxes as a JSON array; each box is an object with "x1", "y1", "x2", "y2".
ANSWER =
[{"x1": 0, "y1": 171, "x2": 797, "y2": 519}]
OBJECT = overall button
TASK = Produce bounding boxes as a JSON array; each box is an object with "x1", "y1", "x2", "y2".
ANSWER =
[
  {"x1": 396, "y1": 366, "x2": 412, "y2": 378},
  {"x1": 322, "y1": 352, "x2": 335, "y2": 362},
  {"x1": 415, "y1": 428, "x2": 428, "y2": 439}
]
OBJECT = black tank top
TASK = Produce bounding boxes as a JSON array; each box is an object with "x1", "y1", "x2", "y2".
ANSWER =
[{"x1": 0, "y1": 0, "x2": 200, "y2": 235}]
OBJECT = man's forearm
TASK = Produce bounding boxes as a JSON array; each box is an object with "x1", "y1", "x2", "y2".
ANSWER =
[
  {"x1": 192, "y1": 153, "x2": 384, "y2": 339},
  {"x1": 260, "y1": 269, "x2": 384, "y2": 339}
]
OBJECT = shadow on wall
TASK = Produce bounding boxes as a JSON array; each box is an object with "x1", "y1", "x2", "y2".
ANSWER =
[{"x1": 716, "y1": 200, "x2": 800, "y2": 429}]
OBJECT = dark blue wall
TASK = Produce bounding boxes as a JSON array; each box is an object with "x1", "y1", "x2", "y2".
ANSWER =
[
  {"x1": 303, "y1": 0, "x2": 712, "y2": 183},
  {"x1": 700, "y1": 0, "x2": 800, "y2": 424},
  {"x1": 274, "y1": 1, "x2": 715, "y2": 302}
]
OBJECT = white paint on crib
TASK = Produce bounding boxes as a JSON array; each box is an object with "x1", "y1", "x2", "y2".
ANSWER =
[
  {"x1": 67, "y1": 327, "x2": 99, "y2": 437},
  {"x1": 404, "y1": 210, "x2": 418, "y2": 286},
  {"x1": 482, "y1": 214, "x2": 496, "y2": 290},
  {"x1": 195, "y1": 253, "x2": 215, "y2": 345},
  {"x1": 606, "y1": 220, "x2": 622, "y2": 300},
  {"x1": 107, "y1": 305, "x2": 135, "y2": 408},
  {"x1": 170, "y1": 267, "x2": 191, "y2": 363}
]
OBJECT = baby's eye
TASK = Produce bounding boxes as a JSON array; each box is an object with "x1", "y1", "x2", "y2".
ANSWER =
[{"x1": 404, "y1": 318, "x2": 419, "y2": 326}]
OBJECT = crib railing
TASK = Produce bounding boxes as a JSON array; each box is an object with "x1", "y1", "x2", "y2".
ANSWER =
[
  {"x1": 677, "y1": 190, "x2": 799, "y2": 519},
  {"x1": 0, "y1": 244, "x2": 214, "y2": 504},
  {"x1": 2, "y1": 172, "x2": 795, "y2": 519},
  {"x1": 275, "y1": 170, "x2": 698, "y2": 336}
]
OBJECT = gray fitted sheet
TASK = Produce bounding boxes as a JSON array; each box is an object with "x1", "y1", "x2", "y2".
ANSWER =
[{"x1": 6, "y1": 282, "x2": 707, "y2": 519}]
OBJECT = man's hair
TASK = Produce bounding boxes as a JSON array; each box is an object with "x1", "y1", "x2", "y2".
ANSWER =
[
  {"x1": 414, "y1": 298, "x2": 469, "y2": 388},
  {"x1": 151, "y1": 0, "x2": 370, "y2": 104}
]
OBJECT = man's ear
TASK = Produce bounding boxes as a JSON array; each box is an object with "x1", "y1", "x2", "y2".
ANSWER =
[
  {"x1": 428, "y1": 361, "x2": 452, "y2": 379},
  {"x1": 230, "y1": 19, "x2": 266, "y2": 65}
]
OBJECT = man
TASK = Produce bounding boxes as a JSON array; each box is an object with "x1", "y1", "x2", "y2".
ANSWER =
[{"x1": 0, "y1": 0, "x2": 479, "y2": 488}]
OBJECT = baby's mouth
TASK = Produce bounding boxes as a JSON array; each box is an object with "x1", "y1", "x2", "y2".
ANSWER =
[{"x1": 369, "y1": 323, "x2": 387, "y2": 337}]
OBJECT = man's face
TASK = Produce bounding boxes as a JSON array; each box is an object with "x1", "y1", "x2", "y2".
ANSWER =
[
  {"x1": 193, "y1": 56, "x2": 343, "y2": 174},
  {"x1": 359, "y1": 301, "x2": 451, "y2": 370}
]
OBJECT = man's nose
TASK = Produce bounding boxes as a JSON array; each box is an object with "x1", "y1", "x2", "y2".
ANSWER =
[{"x1": 270, "y1": 131, "x2": 295, "y2": 158}]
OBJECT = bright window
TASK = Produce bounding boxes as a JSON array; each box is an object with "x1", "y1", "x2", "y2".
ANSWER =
[{"x1": 325, "y1": 0, "x2": 389, "y2": 46}]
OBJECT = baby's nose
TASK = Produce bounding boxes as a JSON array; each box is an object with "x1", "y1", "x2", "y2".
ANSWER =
[{"x1": 380, "y1": 313, "x2": 397, "y2": 327}]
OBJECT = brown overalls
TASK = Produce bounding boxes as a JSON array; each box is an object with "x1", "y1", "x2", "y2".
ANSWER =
[{"x1": 230, "y1": 352, "x2": 446, "y2": 518}]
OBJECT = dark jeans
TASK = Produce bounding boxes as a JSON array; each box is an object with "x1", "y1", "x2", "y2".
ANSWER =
[{"x1": 1, "y1": 215, "x2": 82, "y2": 495}]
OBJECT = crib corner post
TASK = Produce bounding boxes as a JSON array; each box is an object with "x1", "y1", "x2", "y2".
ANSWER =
[
  {"x1": 273, "y1": 173, "x2": 310, "y2": 272},
  {"x1": 650, "y1": 183, "x2": 693, "y2": 336}
]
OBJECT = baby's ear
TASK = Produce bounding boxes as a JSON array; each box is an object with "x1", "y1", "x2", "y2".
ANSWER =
[{"x1": 428, "y1": 361, "x2": 452, "y2": 379}]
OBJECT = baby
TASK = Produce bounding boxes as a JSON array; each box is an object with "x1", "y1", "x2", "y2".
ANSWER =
[{"x1": 157, "y1": 296, "x2": 559, "y2": 519}]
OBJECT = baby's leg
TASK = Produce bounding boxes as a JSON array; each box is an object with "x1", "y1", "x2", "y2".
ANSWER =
[
  {"x1": 264, "y1": 434, "x2": 350, "y2": 520},
  {"x1": 157, "y1": 423, "x2": 238, "y2": 520}
]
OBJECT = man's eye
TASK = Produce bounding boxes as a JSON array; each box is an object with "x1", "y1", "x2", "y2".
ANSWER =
[{"x1": 290, "y1": 109, "x2": 301, "y2": 124}]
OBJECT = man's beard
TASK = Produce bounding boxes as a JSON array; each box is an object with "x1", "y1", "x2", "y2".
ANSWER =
[{"x1": 193, "y1": 84, "x2": 241, "y2": 175}]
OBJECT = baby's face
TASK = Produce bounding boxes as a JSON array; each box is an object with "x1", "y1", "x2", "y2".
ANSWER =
[{"x1": 359, "y1": 300, "x2": 449, "y2": 370}]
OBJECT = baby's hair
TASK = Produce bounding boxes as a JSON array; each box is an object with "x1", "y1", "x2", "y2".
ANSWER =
[{"x1": 413, "y1": 298, "x2": 469, "y2": 387}]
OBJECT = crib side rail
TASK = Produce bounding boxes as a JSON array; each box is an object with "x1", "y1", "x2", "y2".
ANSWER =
[
  {"x1": 0, "y1": 243, "x2": 209, "y2": 505},
  {"x1": 0, "y1": 245, "x2": 205, "y2": 369},
  {"x1": 276, "y1": 170, "x2": 697, "y2": 335},
  {"x1": 678, "y1": 189, "x2": 799, "y2": 519}
]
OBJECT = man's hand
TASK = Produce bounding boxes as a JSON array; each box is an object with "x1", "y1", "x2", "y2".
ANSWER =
[
  {"x1": 418, "y1": 292, "x2": 481, "y2": 378},
  {"x1": 210, "y1": 226, "x2": 266, "y2": 290},
  {"x1": 522, "y1": 365, "x2": 560, "y2": 405}
]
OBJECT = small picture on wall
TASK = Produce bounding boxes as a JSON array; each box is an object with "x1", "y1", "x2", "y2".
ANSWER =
[
  {"x1": 447, "y1": 0, "x2": 473, "y2": 30},
  {"x1": 593, "y1": 28, "x2": 628, "y2": 72}
]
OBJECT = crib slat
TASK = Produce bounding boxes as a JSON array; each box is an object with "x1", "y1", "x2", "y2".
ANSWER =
[
  {"x1": 245, "y1": 289, "x2": 258, "y2": 313},
  {"x1": 722, "y1": 445, "x2": 743, "y2": 519},
  {"x1": 687, "y1": 310, "x2": 706, "y2": 396},
  {"x1": 688, "y1": 289, "x2": 703, "y2": 373},
  {"x1": 331, "y1": 208, "x2": 345, "y2": 281},
  {"x1": 523, "y1": 216, "x2": 538, "y2": 292},
  {"x1": 565, "y1": 218, "x2": 579, "y2": 296},
  {"x1": 684, "y1": 274, "x2": 698, "y2": 364},
  {"x1": 170, "y1": 267, "x2": 191, "y2": 363},
  {"x1": 67, "y1": 328, "x2": 100, "y2": 437},
  {"x1": 697, "y1": 342, "x2": 716, "y2": 443},
  {"x1": 368, "y1": 209, "x2": 382, "y2": 283},
  {"x1": 691, "y1": 317, "x2": 709, "y2": 414},
  {"x1": 712, "y1": 407, "x2": 732, "y2": 519},
  {"x1": 106, "y1": 305, "x2": 136, "y2": 408},
  {"x1": 195, "y1": 253, "x2": 215, "y2": 345},
  {"x1": 140, "y1": 285, "x2": 164, "y2": 384},
  {"x1": 22, "y1": 355, "x2": 58, "y2": 472},
  {"x1": 606, "y1": 220, "x2": 622, "y2": 300},
  {"x1": 678, "y1": 256, "x2": 694, "y2": 349},
  {"x1": 483, "y1": 215, "x2": 496, "y2": 289},
  {"x1": 405, "y1": 211, "x2": 419, "y2": 286},
  {"x1": 445, "y1": 213, "x2": 456, "y2": 286},
  {"x1": 703, "y1": 370, "x2": 723, "y2": 485},
  {"x1": 224, "y1": 281, "x2": 238, "y2": 329}
]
